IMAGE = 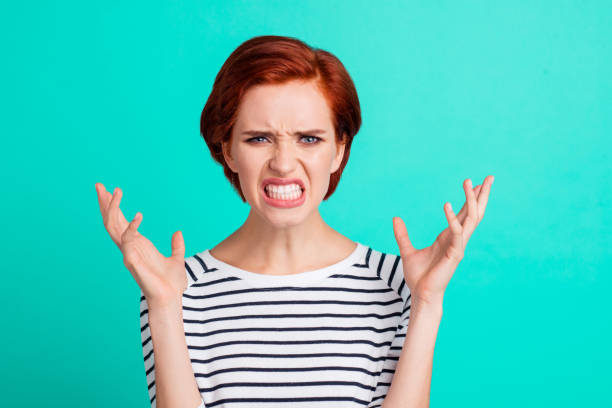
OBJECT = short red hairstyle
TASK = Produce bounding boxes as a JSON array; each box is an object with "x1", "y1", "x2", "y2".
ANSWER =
[{"x1": 200, "y1": 35, "x2": 362, "y2": 202}]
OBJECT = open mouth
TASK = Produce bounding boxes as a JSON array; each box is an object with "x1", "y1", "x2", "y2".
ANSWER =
[{"x1": 264, "y1": 185, "x2": 305, "y2": 201}]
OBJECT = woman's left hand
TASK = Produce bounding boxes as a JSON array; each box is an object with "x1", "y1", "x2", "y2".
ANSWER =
[{"x1": 392, "y1": 175, "x2": 495, "y2": 308}]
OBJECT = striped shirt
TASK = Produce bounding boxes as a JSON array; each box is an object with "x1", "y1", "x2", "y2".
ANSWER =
[{"x1": 140, "y1": 241, "x2": 412, "y2": 408}]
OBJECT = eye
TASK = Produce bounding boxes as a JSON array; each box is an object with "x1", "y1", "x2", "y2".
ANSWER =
[
  {"x1": 246, "y1": 136, "x2": 269, "y2": 143},
  {"x1": 300, "y1": 135, "x2": 322, "y2": 144},
  {"x1": 246, "y1": 135, "x2": 322, "y2": 144}
]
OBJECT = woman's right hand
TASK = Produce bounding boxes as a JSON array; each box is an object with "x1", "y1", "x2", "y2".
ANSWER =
[{"x1": 95, "y1": 183, "x2": 188, "y2": 306}]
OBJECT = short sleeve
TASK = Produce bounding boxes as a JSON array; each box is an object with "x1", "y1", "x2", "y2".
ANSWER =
[
  {"x1": 140, "y1": 290, "x2": 158, "y2": 407},
  {"x1": 139, "y1": 259, "x2": 204, "y2": 407},
  {"x1": 368, "y1": 290, "x2": 412, "y2": 407}
]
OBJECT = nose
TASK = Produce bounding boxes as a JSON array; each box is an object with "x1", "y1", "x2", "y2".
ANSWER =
[{"x1": 268, "y1": 139, "x2": 297, "y2": 175}]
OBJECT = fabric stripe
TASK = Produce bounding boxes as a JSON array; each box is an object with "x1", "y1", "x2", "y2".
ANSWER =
[{"x1": 139, "y1": 243, "x2": 411, "y2": 407}]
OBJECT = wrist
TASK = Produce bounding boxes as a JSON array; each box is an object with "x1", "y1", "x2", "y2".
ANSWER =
[
  {"x1": 147, "y1": 295, "x2": 183, "y2": 314},
  {"x1": 411, "y1": 296, "x2": 444, "y2": 317}
]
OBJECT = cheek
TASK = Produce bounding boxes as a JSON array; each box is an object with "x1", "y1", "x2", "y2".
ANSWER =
[
  {"x1": 305, "y1": 147, "x2": 334, "y2": 166},
  {"x1": 310, "y1": 150, "x2": 337, "y2": 174},
  {"x1": 235, "y1": 148, "x2": 263, "y2": 171},
  {"x1": 304, "y1": 155, "x2": 334, "y2": 191},
  {"x1": 234, "y1": 153, "x2": 264, "y2": 192}
]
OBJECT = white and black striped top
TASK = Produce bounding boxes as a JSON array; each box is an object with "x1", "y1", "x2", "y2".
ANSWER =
[{"x1": 140, "y1": 241, "x2": 411, "y2": 408}]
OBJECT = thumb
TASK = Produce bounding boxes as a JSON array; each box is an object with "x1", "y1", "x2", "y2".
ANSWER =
[
  {"x1": 171, "y1": 230, "x2": 186, "y2": 260},
  {"x1": 392, "y1": 216, "x2": 416, "y2": 258}
]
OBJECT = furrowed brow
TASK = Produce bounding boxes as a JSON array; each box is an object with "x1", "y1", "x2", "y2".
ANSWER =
[{"x1": 241, "y1": 129, "x2": 326, "y2": 136}]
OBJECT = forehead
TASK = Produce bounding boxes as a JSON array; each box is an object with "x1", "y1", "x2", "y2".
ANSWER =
[{"x1": 234, "y1": 80, "x2": 334, "y2": 132}]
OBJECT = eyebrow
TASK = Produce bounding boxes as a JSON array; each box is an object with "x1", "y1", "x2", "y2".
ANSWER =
[{"x1": 241, "y1": 129, "x2": 327, "y2": 136}]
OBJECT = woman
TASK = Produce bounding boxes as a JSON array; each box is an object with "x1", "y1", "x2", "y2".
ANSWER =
[{"x1": 95, "y1": 35, "x2": 494, "y2": 408}]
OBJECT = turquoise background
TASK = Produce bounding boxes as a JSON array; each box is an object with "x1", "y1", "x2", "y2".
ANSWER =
[{"x1": 2, "y1": 0, "x2": 610, "y2": 406}]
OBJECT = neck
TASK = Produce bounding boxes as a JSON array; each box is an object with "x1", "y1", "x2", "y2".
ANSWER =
[{"x1": 217, "y1": 208, "x2": 350, "y2": 275}]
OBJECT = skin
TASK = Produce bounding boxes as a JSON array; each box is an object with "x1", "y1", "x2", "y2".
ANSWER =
[
  {"x1": 383, "y1": 176, "x2": 494, "y2": 408},
  {"x1": 394, "y1": 175, "x2": 494, "y2": 308},
  {"x1": 94, "y1": 184, "x2": 187, "y2": 303},
  {"x1": 95, "y1": 77, "x2": 494, "y2": 408},
  {"x1": 94, "y1": 78, "x2": 494, "y2": 304},
  {"x1": 211, "y1": 79, "x2": 356, "y2": 276},
  {"x1": 95, "y1": 186, "x2": 201, "y2": 407}
]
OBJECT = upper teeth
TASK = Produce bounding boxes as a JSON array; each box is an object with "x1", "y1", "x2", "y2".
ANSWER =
[{"x1": 265, "y1": 183, "x2": 302, "y2": 193}]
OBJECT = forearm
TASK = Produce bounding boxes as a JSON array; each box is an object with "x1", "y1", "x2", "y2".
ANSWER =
[
  {"x1": 148, "y1": 298, "x2": 203, "y2": 408},
  {"x1": 381, "y1": 301, "x2": 443, "y2": 408}
]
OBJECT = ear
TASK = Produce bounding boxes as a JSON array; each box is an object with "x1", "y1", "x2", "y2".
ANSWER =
[
  {"x1": 331, "y1": 133, "x2": 347, "y2": 174},
  {"x1": 222, "y1": 139, "x2": 238, "y2": 173}
]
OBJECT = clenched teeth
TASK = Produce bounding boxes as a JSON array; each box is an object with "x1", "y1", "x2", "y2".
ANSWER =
[{"x1": 265, "y1": 183, "x2": 304, "y2": 200}]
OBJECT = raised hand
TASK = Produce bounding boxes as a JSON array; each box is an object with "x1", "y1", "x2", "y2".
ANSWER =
[
  {"x1": 392, "y1": 175, "x2": 494, "y2": 308},
  {"x1": 95, "y1": 183, "x2": 188, "y2": 305}
]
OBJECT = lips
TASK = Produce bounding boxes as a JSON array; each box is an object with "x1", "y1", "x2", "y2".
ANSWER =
[{"x1": 260, "y1": 177, "x2": 307, "y2": 208}]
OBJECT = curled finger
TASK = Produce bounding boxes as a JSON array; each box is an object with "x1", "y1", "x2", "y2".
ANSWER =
[
  {"x1": 95, "y1": 183, "x2": 109, "y2": 216},
  {"x1": 106, "y1": 187, "x2": 123, "y2": 224},
  {"x1": 476, "y1": 175, "x2": 494, "y2": 219},
  {"x1": 444, "y1": 202, "x2": 463, "y2": 236},
  {"x1": 121, "y1": 212, "x2": 142, "y2": 244},
  {"x1": 444, "y1": 203, "x2": 465, "y2": 262},
  {"x1": 462, "y1": 179, "x2": 479, "y2": 235},
  {"x1": 457, "y1": 184, "x2": 483, "y2": 225}
]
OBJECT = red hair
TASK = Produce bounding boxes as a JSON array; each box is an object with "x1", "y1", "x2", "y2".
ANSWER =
[{"x1": 200, "y1": 35, "x2": 361, "y2": 202}]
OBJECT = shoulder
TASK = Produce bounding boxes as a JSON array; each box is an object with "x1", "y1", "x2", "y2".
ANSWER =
[
  {"x1": 358, "y1": 244, "x2": 410, "y2": 304},
  {"x1": 183, "y1": 250, "x2": 219, "y2": 288},
  {"x1": 138, "y1": 251, "x2": 218, "y2": 310}
]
